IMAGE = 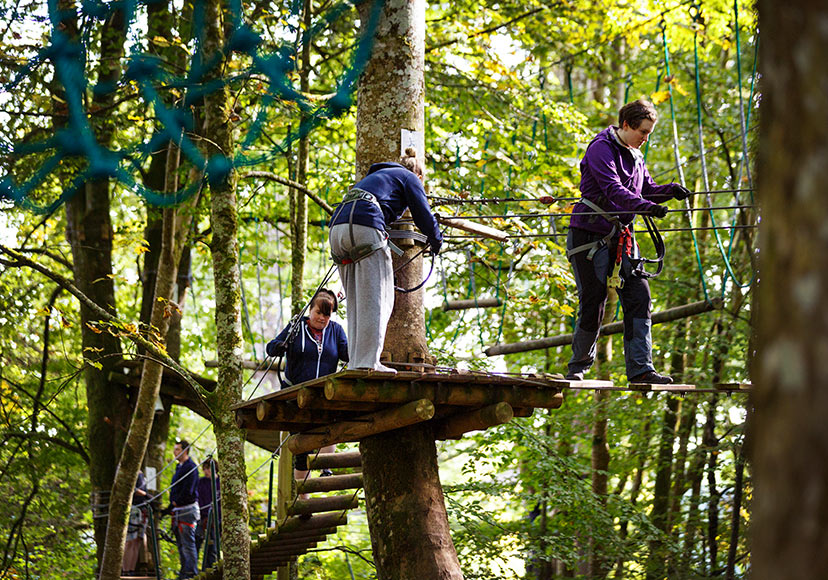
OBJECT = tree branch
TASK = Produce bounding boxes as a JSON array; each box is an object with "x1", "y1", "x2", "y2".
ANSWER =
[
  {"x1": 242, "y1": 171, "x2": 335, "y2": 215},
  {"x1": 1, "y1": 431, "x2": 90, "y2": 463},
  {"x1": 0, "y1": 245, "x2": 214, "y2": 419}
]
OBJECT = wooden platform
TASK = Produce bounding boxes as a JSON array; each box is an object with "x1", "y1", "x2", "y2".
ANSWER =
[{"x1": 232, "y1": 368, "x2": 566, "y2": 451}]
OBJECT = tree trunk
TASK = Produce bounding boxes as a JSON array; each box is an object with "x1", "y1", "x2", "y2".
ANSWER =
[
  {"x1": 724, "y1": 438, "x2": 746, "y2": 580},
  {"x1": 202, "y1": 1, "x2": 250, "y2": 578},
  {"x1": 355, "y1": 1, "x2": 461, "y2": 578},
  {"x1": 99, "y1": 203, "x2": 195, "y2": 579},
  {"x1": 703, "y1": 395, "x2": 720, "y2": 574},
  {"x1": 57, "y1": 0, "x2": 130, "y2": 564},
  {"x1": 645, "y1": 395, "x2": 679, "y2": 580},
  {"x1": 681, "y1": 447, "x2": 706, "y2": 571},
  {"x1": 588, "y1": 294, "x2": 613, "y2": 579},
  {"x1": 289, "y1": 0, "x2": 311, "y2": 314},
  {"x1": 752, "y1": 5, "x2": 828, "y2": 578}
]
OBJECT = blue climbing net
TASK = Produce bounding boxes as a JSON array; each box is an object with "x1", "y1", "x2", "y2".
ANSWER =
[{"x1": 0, "y1": 0, "x2": 384, "y2": 214}]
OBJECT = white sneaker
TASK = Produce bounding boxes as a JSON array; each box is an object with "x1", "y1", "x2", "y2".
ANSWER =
[{"x1": 374, "y1": 364, "x2": 397, "y2": 374}]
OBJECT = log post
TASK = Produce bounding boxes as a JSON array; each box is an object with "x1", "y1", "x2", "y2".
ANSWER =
[
  {"x1": 434, "y1": 402, "x2": 514, "y2": 440},
  {"x1": 286, "y1": 399, "x2": 435, "y2": 455}
]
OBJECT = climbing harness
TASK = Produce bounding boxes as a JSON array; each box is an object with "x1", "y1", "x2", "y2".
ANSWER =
[
  {"x1": 567, "y1": 197, "x2": 665, "y2": 284},
  {"x1": 329, "y1": 188, "x2": 403, "y2": 266}
]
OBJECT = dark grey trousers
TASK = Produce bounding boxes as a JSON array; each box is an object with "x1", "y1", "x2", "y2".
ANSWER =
[{"x1": 567, "y1": 228, "x2": 655, "y2": 380}]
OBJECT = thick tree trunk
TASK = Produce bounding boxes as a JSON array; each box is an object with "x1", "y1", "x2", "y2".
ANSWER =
[
  {"x1": 57, "y1": 1, "x2": 130, "y2": 564},
  {"x1": 202, "y1": 1, "x2": 250, "y2": 578},
  {"x1": 752, "y1": 4, "x2": 828, "y2": 578},
  {"x1": 355, "y1": 1, "x2": 461, "y2": 578}
]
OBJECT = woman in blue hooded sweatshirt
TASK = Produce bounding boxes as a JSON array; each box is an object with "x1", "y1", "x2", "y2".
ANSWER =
[{"x1": 266, "y1": 289, "x2": 348, "y2": 387}]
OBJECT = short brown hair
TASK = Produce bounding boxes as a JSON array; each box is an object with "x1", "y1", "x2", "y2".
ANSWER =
[
  {"x1": 310, "y1": 288, "x2": 337, "y2": 316},
  {"x1": 398, "y1": 147, "x2": 424, "y2": 178},
  {"x1": 618, "y1": 99, "x2": 658, "y2": 129}
]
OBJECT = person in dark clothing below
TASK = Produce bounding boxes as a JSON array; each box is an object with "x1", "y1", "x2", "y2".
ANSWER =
[
  {"x1": 195, "y1": 460, "x2": 220, "y2": 570},
  {"x1": 164, "y1": 440, "x2": 200, "y2": 579},
  {"x1": 266, "y1": 289, "x2": 346, "y2": 484},
  {"x1": 566, "y1": 99, "x2": 691, "y2": 385},
  {"x1": 328, "y1": 148, "x2": 442, "y2": 373},
  {"x1": 122, "y1": 471, "x2": 148, "y2": 577}
]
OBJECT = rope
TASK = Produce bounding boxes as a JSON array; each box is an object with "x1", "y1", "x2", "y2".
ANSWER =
[
  {"x1": 661, "y1": 19, "x2": 710, "y2": 302},
  {"x1": 2, "y1": 0, "x2": 388, "y2": 214},
  {"x1": 691, "y1": 4, "x2": 754, "y2": 290}
]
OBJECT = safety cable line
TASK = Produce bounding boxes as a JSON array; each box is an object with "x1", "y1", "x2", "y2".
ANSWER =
[
  {"x1": 92, "y1": 446, "x2": 217, "y2": 517},
  {"x1": 733, "y1": 0, "x2": 754, "y2": 191},
  {"x1": 691, "y1": 5, "x2": 755, "y2": 290},
  {"x1": 440, "y1": 204, "x2": 754, "y2": 221},
  {"x1": 443, "y1": 224, "x2": 758, "y2": 239},
  {"x1": 430, "y1": 188, "x2": 753, "y2": 207}
]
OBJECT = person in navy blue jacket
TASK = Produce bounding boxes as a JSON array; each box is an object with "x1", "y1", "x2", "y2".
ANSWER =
[
  {"x1": 266, "y1": 289, "x2": 346, "y2": 482},
  {"x1": 265, "y1": 289, "x2": 348, "y2": 387},
  {"x1": 329, "y1": 148, "x2": 442, "y2": 373},
  {"x1": 165, "y1": 440, "x2": 200, "y2": 579}
]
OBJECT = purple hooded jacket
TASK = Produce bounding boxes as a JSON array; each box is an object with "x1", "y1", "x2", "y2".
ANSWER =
[{"x1": 570, "y1": 127, "x2": 676, "y2": 236}]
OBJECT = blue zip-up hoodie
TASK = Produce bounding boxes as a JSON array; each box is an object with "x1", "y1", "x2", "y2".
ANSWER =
[
  {"x1": 329, "y1": 163, "x2": 442, "y2": 252},
  {"x1": 570, "y1": 127, "x2": 677, "y2": 235},
  {"x1": 266, "y1": 317, "x2": 348, "y2": 387}
]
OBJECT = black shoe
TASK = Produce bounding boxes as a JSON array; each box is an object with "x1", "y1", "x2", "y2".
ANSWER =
[
  {"x1": 565, "y1": 371, "x2": 584, "y2": 381},
  {"x1": 630, "y1": 370, "x2": 673, "y2": 385},
  {"x1": 320, "y1": 469, "x2": 333, "y2": 477}
]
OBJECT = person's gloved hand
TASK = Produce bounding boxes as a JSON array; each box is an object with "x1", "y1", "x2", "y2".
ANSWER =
[
  {"x1": 266, "y1": 340, "x2": 287, "y2": 358},
  {"x1": 650, "y1": 204, "x2": 669, "y2": 218},
  {"x1": 671, "y1": 183, "x2": 692, "y2": 200},
  {"x1": 429, "y1": 238, "x2": 442, "y2": 255},
  {"x1": 160, "y1": 505, "x2": 173, "y2": 517}
]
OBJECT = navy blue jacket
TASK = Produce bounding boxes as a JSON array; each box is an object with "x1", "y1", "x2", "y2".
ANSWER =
[
  {"x1": 266, "y1": 318, "x2": 348, "y2": 387},
  {"x1": 169, "y1": 457, "x2": 199, "y2": 507},
  {"x1": 330, "y1": 163, "x2": 442, "y2": 251}
]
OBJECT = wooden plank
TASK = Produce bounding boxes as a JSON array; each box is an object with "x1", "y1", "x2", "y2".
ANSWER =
[
  {"x1": 628, "y1": 383, "x2": 697, "y2": 392},
  {"x1": 434, "y1": 402, "x2": 514, "y2": 440},
  {"x1": 307, "y1": 451, "x2": 362, "y2": 470},
  {"x1": 296, "y1": 387, "x2": 379, "y2": 411},
  {"x1": 287, "y1": 399, "x2": 435, "y2": 455},
  {"x1": 276, "y1": 512, "x2": 348, "y2": 534},
  {"x1": 442, "y1": 297, "x2": 503, "y2": 311},
  {"x1": 296, "y1": 473, "x2": 363, "y2": 494},
  {"x1": 324, "y1": 378, "x2": 564, "y2": 409},
  {"x1": 436, "y1": 214, "x2": 509, "y2": 242},
  {"x1": 287, "y1": 494, "x2": 359, "y2": 516}
]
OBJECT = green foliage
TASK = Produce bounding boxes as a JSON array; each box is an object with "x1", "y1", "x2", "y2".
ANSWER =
[{"x1": 0, "y1": 0, "x2": 756, "y2": 577}]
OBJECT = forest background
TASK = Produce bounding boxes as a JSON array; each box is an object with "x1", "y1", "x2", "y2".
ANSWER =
[{"x1": 0, "y1": 0, "x2": 757, "y2": 578}]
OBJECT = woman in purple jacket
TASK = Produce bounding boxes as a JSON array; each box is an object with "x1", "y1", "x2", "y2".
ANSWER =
[{"x1": 565, "y1": 99, "x2": 691, "y2": 385}]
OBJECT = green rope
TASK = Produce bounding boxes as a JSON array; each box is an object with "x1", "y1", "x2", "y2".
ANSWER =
[
  {"x1": 661, "y1": 20, "x2": 710, "y2": 303},
  {"x1": 644, "y1": 69, "x2": 663, "y2": 162},
  {"x1": 733, "y1": 0, "x2": 753, "y2": 191},
  {"x1": 691, "y1": 6, "x2": 753, "y2": 290}
]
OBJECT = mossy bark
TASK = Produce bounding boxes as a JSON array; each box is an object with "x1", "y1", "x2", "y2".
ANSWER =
[
  {"x1": 354, "y1": 1, "x2": 461, "y2": 577},
  {"x1": 202, "y1": 0, "x2": 250, "y2": 578}
]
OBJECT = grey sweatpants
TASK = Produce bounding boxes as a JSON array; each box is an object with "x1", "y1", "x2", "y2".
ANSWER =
[{"x1": 329, "y1": 223, "x2": 394, "y2": 369}]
